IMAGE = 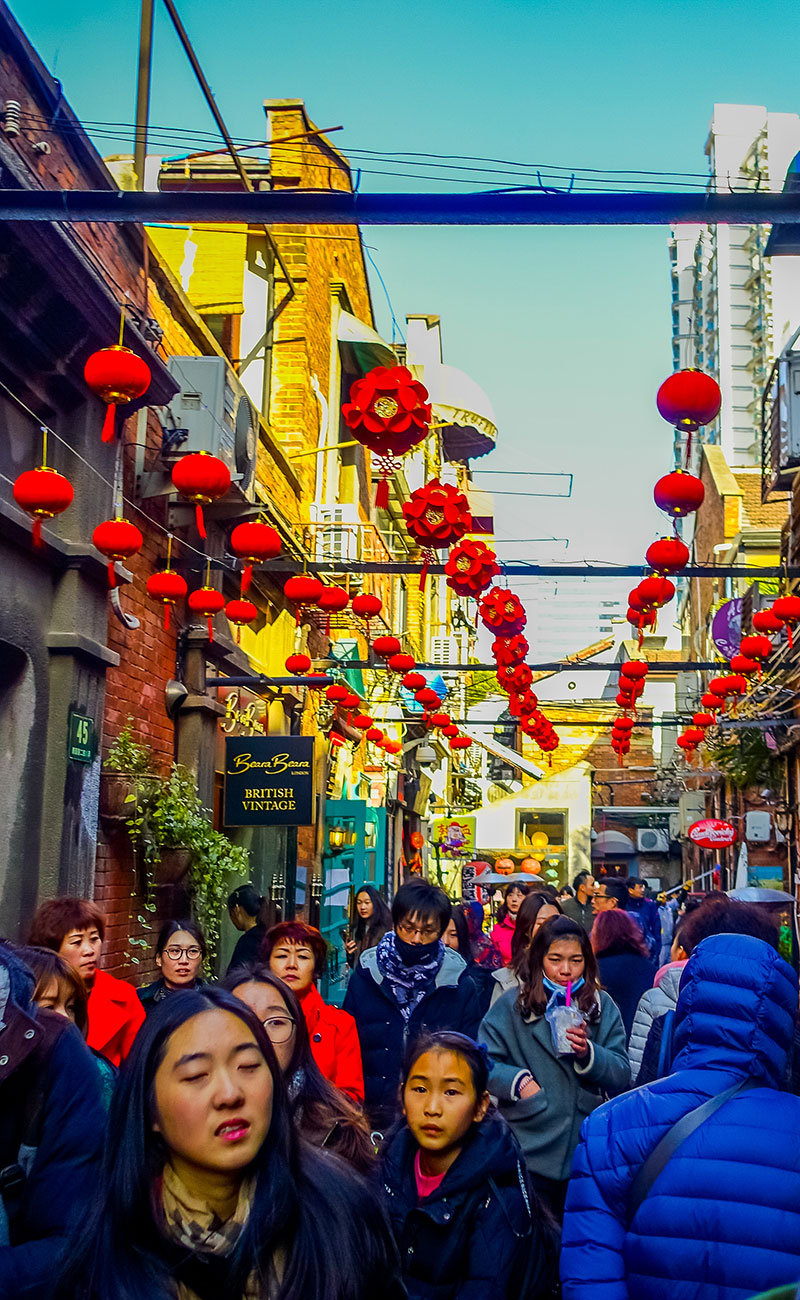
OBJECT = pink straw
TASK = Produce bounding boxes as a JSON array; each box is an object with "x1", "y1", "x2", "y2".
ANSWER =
[{"x1": 566, "y1": 980, "x2": 572, "y2": 1007}]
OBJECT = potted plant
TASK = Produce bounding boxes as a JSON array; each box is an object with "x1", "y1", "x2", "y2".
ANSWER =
[{"x1": 100, "y1": 720, "x2": 157, "y2": 821}]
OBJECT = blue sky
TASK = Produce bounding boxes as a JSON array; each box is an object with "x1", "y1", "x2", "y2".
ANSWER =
[{"x1": 11, "y1": 0, "x2": 800, "y2": 652}]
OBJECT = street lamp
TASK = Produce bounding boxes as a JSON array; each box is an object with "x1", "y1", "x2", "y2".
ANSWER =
[{"x1": 328, "y1": 824, "x2": 347, "y2": 852}]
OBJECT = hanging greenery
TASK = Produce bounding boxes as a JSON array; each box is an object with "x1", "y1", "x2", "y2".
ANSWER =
[{"x1": 704, "y1": 728, "x2": 782, "y2": 791}]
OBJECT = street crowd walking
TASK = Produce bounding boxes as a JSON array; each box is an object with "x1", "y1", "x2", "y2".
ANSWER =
[{"x1": 3, "y1": 875, "x2": 800, "y2": 1298}]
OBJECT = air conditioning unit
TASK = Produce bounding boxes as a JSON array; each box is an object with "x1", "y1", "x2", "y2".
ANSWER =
[
  {"x1": 312, "y1": 504, "x2": 361, "y2": 565},
  {"x1": 637, "y1": 828, "x2": 669, "y2": 854},
  {"x1": 431, "y1": 636, "x2": 458, "y2": 665},
  {"x1": 745, "y1": 810, "x2": 771, "y2": 843},
  {"x1": 166, "y1": 356, "x2": 258, "y2": 499},
  {"x1": 678, "y1": 790, "x2": 707, "y2": 836}
]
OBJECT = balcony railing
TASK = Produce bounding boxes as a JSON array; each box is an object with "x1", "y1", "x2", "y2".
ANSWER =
[{"x1": 762, "y1": 331, "x2": 800, "y2": 500}]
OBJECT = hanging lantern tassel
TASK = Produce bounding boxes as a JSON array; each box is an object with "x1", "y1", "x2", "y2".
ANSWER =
[
  {"x1": 92, "y1": 517, "x2": 144, "y2": 589},
  {"x1": 375, "y1": 454, "x2": 401, "y2": 509},
  {"x1": 13, "y1": 465, "x2": 74, "y2": 549},
  {"x1": 420, "y1": 548, "x2": 436, "y2": 591}
]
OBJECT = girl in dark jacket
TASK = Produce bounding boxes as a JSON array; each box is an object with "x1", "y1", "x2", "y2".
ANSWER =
[
  {"x1": 381, "y1": 1030, "x2": 557, "y2": 1300},
  {"x1": 443, "y1": 906, "x2": 499, "y2": 1018},
  {"x1": 60, "y1": 987, "x2": 403, "y2": 1300},
  {"x1": 591, "y1": 909, "x2": 654, "y2": 1037},
  {"x1": 345, "y1": 886, "x2": 392, "y2": 968}
]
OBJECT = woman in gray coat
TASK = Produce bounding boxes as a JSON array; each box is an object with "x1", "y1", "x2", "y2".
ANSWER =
[{"x1": 479, "y1": 914, "x2": 629, "y2": 1220}]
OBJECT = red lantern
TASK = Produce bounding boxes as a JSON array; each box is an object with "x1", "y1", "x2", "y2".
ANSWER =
[
  {"x1": 352, "y1": 713, "x2": 374, "y2": 730},
  {"x1": 373, "y1": 635, "x2": 402, "y2": 659},
  {"x1": 187, "y1": 585, "x2": 226, "y2": 640},
  {"x1": 497, "y1": 663, "x2": 533, "y2": 694},
  {"x1": 449, "y1": 735, "x2": 472, "y2": 751},
  {"x1": 653, "y1": 470, "x2": 705, "y2": 518},
  {"x1": 225, "y1": 598, "x2": 257, "y2": 642},
  {"x1": 341, "y1": 365, "x2": 432, "y2": 507},
  {"x1": 326, "y1": 682, "x2": 348, "y2": 705},
  {"x1": 656, "y1": 369, "x2": 721, "y2": 430},
  {"x1": 429, "y1": 711, "x2": 451, "y2": 728},
  {"x1": 230, "y1": 521, "x2": 281, "y2": 594},
  {"x1": 645, "y1": 536, "x2": 690, "y2": 575},
  {"x1": 739, "y1": 635, "x2": 773, "y2": 662},
  {"x1": 305, "y1": 672, "x2": 328, "y2": 690},
  {"x1": 445, "y1": 538, "x2": 501, "y2": 598},
  {"x1": 351, "y1": 592, "x2": 383, "y2": 632},
  {"x1": 725, "y1": 675, "x2": 748, "y2": 697},
  {"x1": 492, "y1": 635, "x2": 529, "y2": 666},
  {"x1": 772, "y1": 595, "x2": 800, "y2": 648},
  {"x1": 729, "y1": 654, "x2": 759, "y2": 677},
  {"x1": 402, "y1": 671, "x2": 426, "y2": 691},
  {"x1": 479, "y1": 588, "x2": 527, "y2": 638},
  {"x1": 614, "y1": 717, "x2": 634, "y2": 732},
  {"x1": 284, "y1": 574, "x2": 324, "y2": 623},
  {"x1": 693, "y1": 712, "x2": 715, "y2": 728},
  {"x1": 637, "y1": 576, "x2": 676, "y2": 609},
  {"x1": 415, "y1": 687, "x2": 441, "y2": 708},
  {"x1": 677, "y1": 734, "x2": 698, "y2": 758},
  {"x1": 84, "y1": 345, "x2": 151, "y2": 443},
  {"x1": 620, "y1": 660, "x2": 648, "y2": 681},
  {"x1": 146, "y1": 568, "x2": 187, "y2": 629},
  {"x1": 389, "y1": 653, "x2": 416, "y2": 673},
  {"x1": 701, "y1": 692, "x2": 719, "y2": 713},
  {"x1": 708, "y1": 676, "x2": 732, "y2": 698},
  {"x1": 342, "y1": 690, "x2": 362, "y2": 712},
  {"x1": 365, "y1": 727, "x2": 384, "y2": 744},
  {"x1": 753, "y1": 608, "x2": 784, "y2": 635},
  {"x1": 317, "y1": 584, "x2": 350, "y2": 635},
  {"x1": 92, "y1": 516, "x2": 143, "y2": 588},
  {"x1": 442, "y1": 723, "x2": 459, "y2": 738},
  {"x1": 682, "y1": 726, "x2": 706, "y2": 746},
  {"x1": 615, "y1": 692, "x2": 634, "y2": 709},
  {"x1": 171, "y1": 452, "x2": 231, "y2": 539},
  {"x1": 13, "y1": 466, "x2": 74, "y2": 547},
  {"x1": 285, "y1": 653, "x2": 311, "y2": 675},
  {"x1": 402, "y1": 479, "x2": 472, "y2": 589}
]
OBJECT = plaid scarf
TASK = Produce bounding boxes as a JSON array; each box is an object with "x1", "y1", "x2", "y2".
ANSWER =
[
  {"x1": 160, "y1": 1162, "x2": 269, "y2": 1300},
  {"x1": 375, "y1": 931, "x2": 444, "y2": 1021}
]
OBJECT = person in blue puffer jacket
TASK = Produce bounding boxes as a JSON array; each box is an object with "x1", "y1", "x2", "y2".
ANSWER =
[{"x1": 560, "y1": 932, "x2": 800, "y2": 1300}]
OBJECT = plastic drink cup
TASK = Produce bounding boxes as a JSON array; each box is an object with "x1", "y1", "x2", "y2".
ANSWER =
[{"x1": 547, "y1": 1002, "x2": 585, "y2": 1055}]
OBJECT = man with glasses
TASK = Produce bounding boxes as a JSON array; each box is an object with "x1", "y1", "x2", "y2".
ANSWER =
[
  {"x1": 344, "y1": 879, "x2": 481, "y2": 1132},
  {"x1": 592, "y1": 879, "x2": 629, "y2": 915}
]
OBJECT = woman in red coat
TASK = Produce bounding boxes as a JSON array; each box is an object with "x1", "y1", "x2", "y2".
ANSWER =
[
  {"x1": 28, "y1": 896, "x2": 145, "y2": 1066},
  {"x1": 263, "y1": 920, "x2": 364, "y2": 1103}
]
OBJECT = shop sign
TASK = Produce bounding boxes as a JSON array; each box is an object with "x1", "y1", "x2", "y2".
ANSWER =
[
  {"x1": 711, "y1": 598, "x2": 742, "y2": 661},
  {"x1": 688, "y1": 819, "x2": 737, "y2": 848},
  {"x1": 219, "y1": 687, "x2": 267, "y2": 736},
  {"x1": 461, "y1": 860, "x2": 490, "y2": 901},
  {"x1": 67, "y1": 710, "x2": 95, "y2": 763},
  {"x1": 223, "y1": 736, "x2": 314, "y2": 826},
  {"x1": 432, "y1": 816, "x2": 476, "y2": 857}
]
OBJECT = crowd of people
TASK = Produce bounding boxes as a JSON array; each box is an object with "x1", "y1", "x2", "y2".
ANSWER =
[{"x1": 2, "y1": 871, "x2": 800, "y2": 1298}]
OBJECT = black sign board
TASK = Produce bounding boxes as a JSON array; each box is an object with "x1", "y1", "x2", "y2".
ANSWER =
[
  {"x1": 67, "y1": 711, "x2": 95, "y2": 763},
  {"x1": 223, "y1": 736, "x2": 314, "y2": 827}
]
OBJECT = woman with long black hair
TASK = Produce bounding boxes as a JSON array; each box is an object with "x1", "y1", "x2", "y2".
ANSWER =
[
  {"x1": 60, "y1": 987, "x2": 403, "y2": 1300},
  {"x1": 224, "y1": 965, "x2": 376, "y2": 1175},
  {"x1": 344, "y1": 886, "x2": 392, "y2": 968}
]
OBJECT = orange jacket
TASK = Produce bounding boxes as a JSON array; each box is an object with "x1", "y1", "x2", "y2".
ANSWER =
[
  {"x1": 300, "y1": 983, "x2": 364, "y2": 1102},
  {"x1": 86, "y1": 968, "x2": 146, "y2": 1066}
]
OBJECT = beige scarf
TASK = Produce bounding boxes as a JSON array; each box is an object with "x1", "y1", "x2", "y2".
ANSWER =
[{"x1": 161, "y1": 1162, "x2": 275, "y2": 1300}]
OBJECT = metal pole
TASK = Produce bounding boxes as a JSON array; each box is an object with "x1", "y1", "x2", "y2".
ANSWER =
[{"x1": 133, "y1": 0, "x2": 155, "y2": 190}]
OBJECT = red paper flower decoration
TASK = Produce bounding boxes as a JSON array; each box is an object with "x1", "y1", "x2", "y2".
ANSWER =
[
  {"x1": 479, "y1": 588, "x2": 527, "y2": 638},
  {"x1": 492, "y1": 635, "x2": 529, "y2": 666},
  {"x1": 497, "y1": 663, "x2": 533, "y2": 694},
  {"x1": 445, "y1": 538, "x2": 501, "y2": 598},
  {"x1": 342, "y1": 365, "x2": 432, "y2": 507},
  {"x1": 402, "y1": 479, "x2": 472, "y2": 589}
]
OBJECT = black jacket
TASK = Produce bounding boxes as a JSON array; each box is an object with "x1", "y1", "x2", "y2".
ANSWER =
[
  {"x1": 596, "y1": 945, "x2": 654, "y2": 1037},
  {"x1": 226, "y1": 924, "x2": 266, "y2": 974},
  {"x1": 343, "y1": 947, "x2": 481, "y2": 1131},
  {"x1": 381, "y1": 1111, "x2": 558, "y2": 1300},
  {"x1": 0, "y1": 947, "x2": 104, "y2": 1298},
  {"x1": 137, "y1": 977, "x2": 205, "y2": 1015}
]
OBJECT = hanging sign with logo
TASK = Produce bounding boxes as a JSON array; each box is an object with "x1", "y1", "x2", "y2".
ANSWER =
[
  {"x1": 688, "y1": 819, "x2": 737, "y2": 848},
  {"x1": 711, "y1": 598, "x2": 742, "y2": 661},
  {"x1": 224, "y1": 736, "x2": 314, "y2": 826},
  {"x1": 461, "y1": 860, "x2": 491, "y2": 902},
  {"x1": 432, "y1": 817, "x2": 476, "y2": 857}
]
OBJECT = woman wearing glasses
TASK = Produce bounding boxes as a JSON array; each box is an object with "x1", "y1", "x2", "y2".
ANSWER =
[
  {"x1": 138, "y1": 920, "x2": 206, "y2": 1015},
  {"x1": 224, "y1": 965, "x2": 375, "y2": 1174}
]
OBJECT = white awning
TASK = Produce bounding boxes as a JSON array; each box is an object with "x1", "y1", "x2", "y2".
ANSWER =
[
  {"x1": 592, "y1": 829, "x2": 636, "y2": 857},
  {"x1": 423, "y1": 363, "x2": 498, "y2": 461},
  {"x1": 337, "y1": 311, "x2": 396, "y2": 372},
  {"x1": 460, "y1": 727, "x2": 544, "y2": 781}
]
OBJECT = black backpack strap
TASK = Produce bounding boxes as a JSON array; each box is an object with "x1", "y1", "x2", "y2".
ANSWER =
[{"x1": 628, "y1": 1078, "x2": 759, "y2": 1224}]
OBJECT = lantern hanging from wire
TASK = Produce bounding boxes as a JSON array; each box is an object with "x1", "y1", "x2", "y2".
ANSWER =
[
  {"x1": 365, "y1": 726, "x2": 384, "y2": 745},
  {"x1": 645, "y1": 535, "x2": 690, "y2": 575},
  {"x1": 653, "y1": 470, "x2": 705, "y2": 519},
  {"x1": 429, "y1": 711, "x2": 451, "y2": 729},
  {"x1": 772, "y1": 594, "x2": 800, "y2": 648},
  {"x1": 442, "y1": 723, "x2": 459, "y2": 738},
  {"x1": 449, "y1": 735, "x2": 472, "y2": 751},
  {"x1": 415, "y1": 686, "x2": 441, "y2": 710},
  {"x1": 171, "y1": 452, "x2": 231, "y2": 539},
  {"x1": 739, "y1": 635, "x2": 773, "y2": 663},
  {"x1": 225, "y1": 598, "x2": 258, "y2": 643},
  {"x1": 693, "y1": 712, "x2": 715, "y2": 729},
  {"x1": 753, "y1": 608, "x2": 784, "y2": 635},
  {"x1": 187, "y1": 584, "x2": 226, "y2": 641},
  {"x1": 317, "y1": 584, "x2": 350, "y2": 635},
  {"x1": 351, "y1": 591, "x2": 383, "y2": 639},
  {"x1": 479, "y1": 587, "x2": 527, "y2": 638},
  {"x1": 13, "y1": 465, "x2": 74, "y2": 548},
  {"x1": 84, "y1": 343, "x2": 151, "y2": 443},
  {"x1": 444, "y1": 537, "x2": 501, "y2": 598},
  {"x1": 389, "y1": 652, "x2": 416, "y2": 673},
  {"x1": 352, "y1": 713, "x2": 374, "y2": 731},
  {"x1": 402, "y1": 479, "x2": 472, "y2": 589},
  {"x1": 341, "y1": 364, "x2": 432, "y2": 507},
  {"x1": 401, "y1": 671, "x2": 426, "y2": 692},
  {"x1": 326, "y1": 682, "x2": 348, "y2": 706},
  {"x1": 701, "y1": 692, "x2": 720, "y2": 715},
  {"x1": 92, "y1": 516, "x2": 144, "y2": 589},
  {"x1": 656, "y1": 369, "x2": 722, "y2": 466},
  {"x1": 284, "y1": 574, "x2": 324, "y2": 624},
  {"x1": 146, "y1": 536, "x2": 187, "y2": 629},
  {"x1": 230, "y1": 520, "x2": 281, "y2": 595},
  {"x1": 285, "y1": 653, "x2": 311, "y2": 675},
  {"x1": 373, "y1": 635, "x2": 402, "y2": 659},
  {"x1": 729, "y1": 654, "x2": 760, "y2": 679}
]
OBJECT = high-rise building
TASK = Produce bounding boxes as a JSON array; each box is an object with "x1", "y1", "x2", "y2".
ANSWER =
[{"x1": 669, "y1": 104, "x2": 800, "y2": 468}]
